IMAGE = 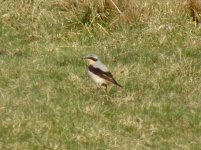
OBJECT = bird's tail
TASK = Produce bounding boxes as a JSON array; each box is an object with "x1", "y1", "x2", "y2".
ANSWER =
[{"x1": 114, "y1": 81, "x2": 123, "y2": 88}]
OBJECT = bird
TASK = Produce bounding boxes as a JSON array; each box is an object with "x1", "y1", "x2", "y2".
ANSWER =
[{"x1": 84, "y1": 54, "x2": 122, "y2": 89}]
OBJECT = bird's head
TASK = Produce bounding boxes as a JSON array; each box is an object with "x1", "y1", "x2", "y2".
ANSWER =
[{"x1": 84, "y1": 54, "x2": 99, "y2": 65}]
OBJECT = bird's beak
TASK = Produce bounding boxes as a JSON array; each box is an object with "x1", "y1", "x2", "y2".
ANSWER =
[
  {"x1": 83, "y1": 57, "x2": 89, "y2": 65},
  {"x1": 83, "y1": 57, "x2": 88, "y2": 64}
]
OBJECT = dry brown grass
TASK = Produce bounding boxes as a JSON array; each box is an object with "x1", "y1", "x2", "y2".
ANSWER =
[
  {"x1": 1, "y1": 0, "x2": 197, "y2": 34},
  {"x1": 188, "y1": 0, "x2": 201, "y2": 27}
]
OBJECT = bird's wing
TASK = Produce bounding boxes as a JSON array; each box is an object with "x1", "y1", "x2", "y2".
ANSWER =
[
  {"x1": 93, "y1": 61, "x2": 109, "y2": 72},
  {"x1": 88, "y1": 65, "x2": 122, "y2": 87}
]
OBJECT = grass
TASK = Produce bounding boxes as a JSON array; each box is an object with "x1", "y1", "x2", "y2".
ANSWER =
[{"x1": 0, "y1": 0, "x2": 201, "y2": 149}]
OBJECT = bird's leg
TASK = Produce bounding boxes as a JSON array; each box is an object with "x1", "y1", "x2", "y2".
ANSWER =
[{"x1": 101, "y1": 83, "x2": 108, "y2": 94}]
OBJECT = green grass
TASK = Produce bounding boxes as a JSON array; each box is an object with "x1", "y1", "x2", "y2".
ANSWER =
[{"x1": 0, "y1": 0, "x2": 201, "y2": 149}]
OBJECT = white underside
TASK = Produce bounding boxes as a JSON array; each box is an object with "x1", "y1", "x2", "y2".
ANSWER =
[{"x1": 88, "y1": 70, "x2": 107, "y2": 86}]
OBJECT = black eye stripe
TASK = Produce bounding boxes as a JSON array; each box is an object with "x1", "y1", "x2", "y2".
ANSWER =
[{"x1": 87, "y1": 57, "x2": 97, "y2": 61}]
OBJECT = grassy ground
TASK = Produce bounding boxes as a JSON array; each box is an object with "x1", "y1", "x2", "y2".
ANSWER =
[{"x1": 0, "y1": 0, "x2": 201, "y2": 149}]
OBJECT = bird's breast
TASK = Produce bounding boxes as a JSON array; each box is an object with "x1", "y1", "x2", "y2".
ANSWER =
[{"x1": 87, "y1": 70, "x2": 107, "y2": 84}]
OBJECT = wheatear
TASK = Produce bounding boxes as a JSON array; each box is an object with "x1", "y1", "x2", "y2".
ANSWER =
[{"x1": 84, "y1": 54, "x2": 122, "y2": 89}]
